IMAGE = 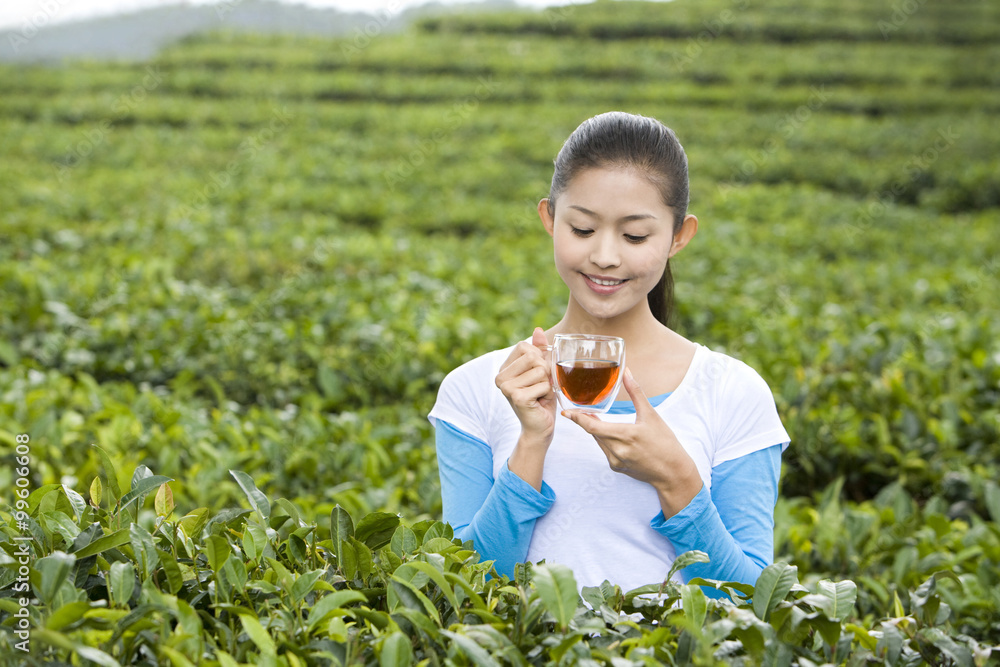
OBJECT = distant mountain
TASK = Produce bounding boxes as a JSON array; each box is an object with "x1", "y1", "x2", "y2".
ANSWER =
[{"x1": 0, "y1": 0, "x2": 522, "y2": 64}]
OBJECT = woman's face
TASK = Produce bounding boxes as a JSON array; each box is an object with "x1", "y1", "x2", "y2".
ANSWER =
[{"x1": 540, "y1": 166, "x2": 691, "y2": 322}]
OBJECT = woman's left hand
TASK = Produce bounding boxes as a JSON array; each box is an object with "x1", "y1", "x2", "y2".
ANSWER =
[{"x1": 561, "y1": 367, "x2": 703, "y2": 517}]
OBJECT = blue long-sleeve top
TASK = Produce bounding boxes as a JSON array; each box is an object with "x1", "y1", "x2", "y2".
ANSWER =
[{"x1": 435, "y1": 391, "x2": 784, "y2": 597}]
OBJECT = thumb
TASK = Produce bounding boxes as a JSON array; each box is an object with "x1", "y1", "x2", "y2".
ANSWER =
[
  {"x1": 532, "y1": 327, "x2": 549, "y2": 348},
  {"x1": 623, "y1": 367, "x2": 653, "y2": 418}
]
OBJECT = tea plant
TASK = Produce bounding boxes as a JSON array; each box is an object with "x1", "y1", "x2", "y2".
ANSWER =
[{"x1": 2, "y1": 463, "x2": 994, "y2": 665}]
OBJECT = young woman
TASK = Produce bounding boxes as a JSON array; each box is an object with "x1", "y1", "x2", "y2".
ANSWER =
[{"x1": 428, "y1": 111, "x2": 790, "y2": 593}]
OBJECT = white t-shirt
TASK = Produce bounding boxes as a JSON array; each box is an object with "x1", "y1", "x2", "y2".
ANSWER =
[{"x1": 428, "y1": 341, "x2": 790, "y2": 590}]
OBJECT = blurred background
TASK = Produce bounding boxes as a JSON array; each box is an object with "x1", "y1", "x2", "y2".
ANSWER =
[{"x1": 1, "y1": 0, "x2": 999, "y2": 638}]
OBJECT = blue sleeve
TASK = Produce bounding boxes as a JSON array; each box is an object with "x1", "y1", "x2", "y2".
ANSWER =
[
  {"x1": 435, "y1": 420, "x2": 556, "y2": 578},
  {"x1": 650, "y1": 443, "x2": 784, "y2": 598}
]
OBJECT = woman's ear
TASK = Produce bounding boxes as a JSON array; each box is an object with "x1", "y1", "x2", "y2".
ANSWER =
[
  {"x1": 538, "y1": 198, "x2": 555, "y2": 237},
  {"x1": 667, "y1": 214, "x2": 698, "y2": 258}
]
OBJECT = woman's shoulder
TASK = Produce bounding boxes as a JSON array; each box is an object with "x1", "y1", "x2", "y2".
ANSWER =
[
  {"x1": 439, "y1": 342, "x2": 518, "y2": 389},
  {"x1": 685, "y1": 342, "x2": 778, "y2": 399}
]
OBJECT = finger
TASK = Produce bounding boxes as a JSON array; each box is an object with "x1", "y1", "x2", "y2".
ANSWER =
[
  {"x1": 622, "y1": 367, "x2": 654, "y2": 420},
  {"x1": 511, "y1": 380, "x2": 555, "y2": 407},
  {"x1": 501, "y1": 340, "x2": 544, "y2": 367},
  {"x1": 532, "y1": 326, "x2": 549, "y2": 349},
  {"x1": 561, "y1": 409, "x2": 616, "y2": 437},
  {"x1": 497, "y1": 346, "x2": 546, "y2": 381}
]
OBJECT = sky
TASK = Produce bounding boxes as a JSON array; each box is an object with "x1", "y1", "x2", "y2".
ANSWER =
[{"x1": 0, "y1": 0, "x2": 595, "y2": 31}]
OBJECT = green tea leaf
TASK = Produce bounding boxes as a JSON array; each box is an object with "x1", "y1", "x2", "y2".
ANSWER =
[
  {"x1": 379, "y1": 631, "x2": 414, "y2": 667},
  {"x1": 984, "y1": 481, "x2": 1000, "y2": 524},
  {"x1": 33, "y1": 628, "x2": 120, "y2": 667},
  {"x1": 390, "y1": 525, "x2": 418, "y2": 558},
  {"x1": 178, "y1": 508, "x2": 210, "y2": 539},
  {"x1": 422, "y1": 521, "x2": 453, "y2": 544},
  {"x1": 349, "y1": 537, "x2": 374, "y2": 580},
  {"x1": 41, "y1": 511, "x2": 81, "y2": 546},
  {"x1": 216, "y1": 651, "x2": 240, "y2": 667},
  {"x1": 291, "y1": 570, "x2": 323, "y2": 604},
  {"x1": 681, "y1": 584, "x2": 708, "y2": 629},
  {"x1": 61, "y1": 485, "x2": 87, "y2": 522},
  {"x1": 440, "y1": 629, "x2": 498, "y2": 667},
  {"x1": 339, "y1": 539, "x2": 358, "y2": 581},
  {"x1": 273, "y1": 498, "x2": 302, "y2": 526},
  {"x1": 220, "y1": 555, "x2": 248, "y2": 596},
  {"x1": 157, "y1": 548, "x2": 184, "y2": 595},
  {"x1": 229, "y1": 470, "x2": 271, "y2": 522},
  {"x1": 532, "y1": 563, "x2": 579, "y2": 631},
  {"x1": 753, "y1": 562, "x2": 798, "y2": 621},
  {"x1": 355, "y1": 511, "x2": 400, "y2": 550},
  {"x1": 129, "y1": 523, "x2": 159, "y2": 580},
  {"x1": 667, "y1": 550, "x2": 710, "y2": 582},
  {"x1": 920, "y1": 627, "x2": 973, "y2": 667},
  {"x1": 240, "y1": 614, "x2": 277, "y2": 657},
  {"x1": 398, "y1": 561, "x2": 461, "y2": 616},
  {"x1": 243, "y1": 522, "x2": 267, "y2": 562},
  {"x1": 389, "y1": 577, "x2": 441, "y2": 624},
  {"x1": 266, "y1": 557, "x2": 295, "y2": 595},
  {"x1": 154, "y1": 483, "x2": 174, "y2": 517},
  {"x1": 92, "y1": 444, "x2": 121, "y2": 502},
  {"x1": 89, "y1": 476, "x2": 103, "y2": 508},
  {"x1": 331, "y1": 505, "x2": 355, "y2": 568},
  {"x1": 876, "y1": 621, "x2": 904, "y2": 664},
  {"x1": 801, "y1": 579, "x2": 857, "y2": 621},
  {"x1": 307, "y1": 590, "x2": 368, "y2": 631},
  {"x1": 288, "y1": 533, "x2": 308, "y2": 562},
  {"x1": 204, "y1": 534, "x2": 231, "y2": 573},
  {"x1": 118, "y1": 475, "x2": 173, "y2": 516},
  {"x1": 45, "y1": 601, "x2": 91, "y2": 631},
  {"x1": 108, "y1": 561, "x2": 135, "y2": 607},
  {"x1": 34, "y1": 551, "x2": 76, "y2": 607},
  {"x1": 160, "y1": 645, "x2": 198, "y2": 667}
]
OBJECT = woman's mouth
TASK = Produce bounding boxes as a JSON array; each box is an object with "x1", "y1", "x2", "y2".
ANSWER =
[{"x1": 583, "y1": 273, "x2": 629, "y2": 294}]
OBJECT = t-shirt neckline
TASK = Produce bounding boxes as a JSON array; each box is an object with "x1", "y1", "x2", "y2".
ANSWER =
[{"x1": 608, "y1": 342, "x2": 705, "y2": 413}]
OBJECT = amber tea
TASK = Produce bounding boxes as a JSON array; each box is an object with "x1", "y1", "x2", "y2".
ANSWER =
[
  {"x1": 556, "y1": 360, "x2": 621, "y2": 406},
  {"x1": 550, "y1": 334, "x2": 626, "y2": 413}
]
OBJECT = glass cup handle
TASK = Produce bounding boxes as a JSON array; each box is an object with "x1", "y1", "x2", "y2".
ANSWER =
[{"x1": 537, "y1": 344, "x2": 554, "y2": 388}]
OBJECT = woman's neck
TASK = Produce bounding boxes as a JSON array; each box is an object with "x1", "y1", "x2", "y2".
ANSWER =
[{"x1": 547, "y1": 297, "x2": 668, "y2": 348}]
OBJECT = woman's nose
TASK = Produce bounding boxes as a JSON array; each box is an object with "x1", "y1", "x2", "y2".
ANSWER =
[{"x1": 589, "y1": 233, "x2": 621, "y2": 269}]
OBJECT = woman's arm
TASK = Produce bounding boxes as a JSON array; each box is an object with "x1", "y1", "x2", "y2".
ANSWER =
[
  {"x1": 435, "y1": 419, "x2": 555, "y2": 578},
  {"x1": 650, "y1": 443, "x2": 784, "y2": 597}
]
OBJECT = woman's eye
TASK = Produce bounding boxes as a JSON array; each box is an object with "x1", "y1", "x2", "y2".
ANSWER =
[
  {"x1": 571, "y1": 227, "x2": 594, "y2": 237},
  {"x1": 625, "y1": 234, "x2": 648, "y2": 244}
]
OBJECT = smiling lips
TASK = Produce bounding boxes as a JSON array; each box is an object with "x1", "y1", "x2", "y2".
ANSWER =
[{"x1": 583, "y1": 273, "x2": 629, "y2": 294}]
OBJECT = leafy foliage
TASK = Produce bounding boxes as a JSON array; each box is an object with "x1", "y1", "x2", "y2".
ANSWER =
[{"x1": 2, "y1": 467, "x2": 996, "y2": 665}]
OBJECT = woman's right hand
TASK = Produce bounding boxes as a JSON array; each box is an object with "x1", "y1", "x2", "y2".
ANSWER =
[{"x1": 495, "y1": 327, "x2": 556, "y2": 449}]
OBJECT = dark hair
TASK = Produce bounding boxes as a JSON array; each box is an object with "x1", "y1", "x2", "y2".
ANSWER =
[{"x1": 547, "y1": 111, "x2": 690, "y2": 327}]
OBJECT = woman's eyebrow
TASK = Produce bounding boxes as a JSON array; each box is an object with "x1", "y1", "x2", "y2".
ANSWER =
[{"x1": 568, "y1": 204, "x2": 657, "y2": 223}]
